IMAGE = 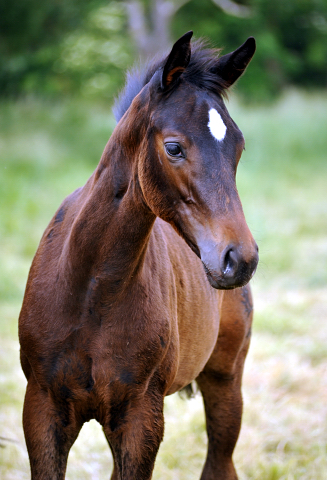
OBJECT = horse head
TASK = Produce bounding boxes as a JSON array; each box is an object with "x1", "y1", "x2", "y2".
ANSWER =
[{"x1": 119, "y1": 32, "x2": 258, "y2": 289}]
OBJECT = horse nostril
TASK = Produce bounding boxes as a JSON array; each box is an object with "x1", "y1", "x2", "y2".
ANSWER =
[{"x1": 222, "y1": 246, "x2": 239, "y2": 277}]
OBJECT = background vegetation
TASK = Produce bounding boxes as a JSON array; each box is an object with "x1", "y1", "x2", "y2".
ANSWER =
[
  {"x1": 1, "y1": 0, "x2": 327, "y2": 479},
  {"x1": 1, "y1": 0, "x2": 327, "y2": 101}
]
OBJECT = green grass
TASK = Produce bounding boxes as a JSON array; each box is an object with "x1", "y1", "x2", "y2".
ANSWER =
[{"x1": 1, "y1": 90, "x2": 327, "y2": 479}]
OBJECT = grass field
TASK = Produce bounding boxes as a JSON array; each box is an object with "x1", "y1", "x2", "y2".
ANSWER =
[{"x1": 0, "y1": 90, "x2": 326, "y2": 479}]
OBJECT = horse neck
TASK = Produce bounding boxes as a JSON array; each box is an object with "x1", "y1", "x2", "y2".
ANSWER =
[{"x1": 63, "y1": 119, "x2": 155, "y2": 298}]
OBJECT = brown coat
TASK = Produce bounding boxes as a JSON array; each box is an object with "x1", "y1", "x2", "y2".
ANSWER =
[{"x1": 19, "y1": 32, "x2": 258, "y2": 480}]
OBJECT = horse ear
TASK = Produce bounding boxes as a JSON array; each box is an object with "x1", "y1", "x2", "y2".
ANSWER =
[
  {"x1": 161, "y1": 31, "x2": 193, "y2": 90},
  {"x1": 216, "y1": 37, "x2": 256, "y2": 88}
]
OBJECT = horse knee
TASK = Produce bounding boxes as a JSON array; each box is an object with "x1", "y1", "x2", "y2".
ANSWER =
[{"x1": 23, "y1": 380, "x2": 81, "y2": 478}]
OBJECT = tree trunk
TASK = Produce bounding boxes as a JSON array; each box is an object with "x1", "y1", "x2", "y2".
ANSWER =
[{"x1": 123, "y1": 0, "x2": 252, "y2": 62}]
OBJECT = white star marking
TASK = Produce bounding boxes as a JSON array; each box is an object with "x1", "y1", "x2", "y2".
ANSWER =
[{"x1": 208, "y1": 108, "x2": 227, "y2": 142}]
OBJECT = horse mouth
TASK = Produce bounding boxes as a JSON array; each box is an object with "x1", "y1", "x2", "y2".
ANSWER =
[
  {"x1": 202, "y1": 259, "x2": 257, "y2": 290},
  {"x1": 179, "y1": 227, "x2": 258, "y2": 289}
]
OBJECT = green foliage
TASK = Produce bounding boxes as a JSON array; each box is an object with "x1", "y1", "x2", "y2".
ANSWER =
[
  {"x1": 174, "y1": 0, "x2": 327, "y2": 101},
  {"x1": 1, "y1": 0, "x2": 327, "y2": 101},
  {"x1": 53, "y1": 3, "x2": 133, "y2": 98},
  {"x1": 0, "y1": 0, "x2": 129, "y2": 98}
]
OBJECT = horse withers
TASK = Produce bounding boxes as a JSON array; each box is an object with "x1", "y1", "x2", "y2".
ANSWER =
[{"x1": 19, "y1": 31, "x2": 258, "y2": 480}]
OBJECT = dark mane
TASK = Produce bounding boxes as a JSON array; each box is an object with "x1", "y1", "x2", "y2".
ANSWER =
[{"x1": 113, "y1": 40, "x2": 227, "y2": 122}]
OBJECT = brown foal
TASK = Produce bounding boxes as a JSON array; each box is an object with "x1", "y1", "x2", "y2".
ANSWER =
[{"x1": 19, "y1": 31, "x2": 258, "y2": 479}]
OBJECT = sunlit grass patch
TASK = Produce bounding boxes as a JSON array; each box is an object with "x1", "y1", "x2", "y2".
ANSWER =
[
  {"x1": 154, "y1": 395, "x2": 206, "y2": 480},
  {"x1": 0, "y1": 337, "x2": 28, "y2": 479},
  {"x1": 66, "y1": 421, "x2": 113, "y2": 479},
  {"x1": 235, "y1": 325, "x2": 327, "y2": 479}
]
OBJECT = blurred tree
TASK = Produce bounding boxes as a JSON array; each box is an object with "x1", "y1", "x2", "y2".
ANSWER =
[
  {"x1": 0, "y1": 0, "x2": 107, "y2": 96},
  {"x1": 0, "y1": 0, "x2": 326, "y2": 101},
  {"x1": 53, "y1": 2, "x2": 132, "y2": 98},
  {"x1": 172, "y1": 0, "x2": 327, "y2": 100},
  {"x1": 123, "y1": 0, "x2": 251, "y2": 60},
  {"x1": 123, "y1": 0, "x2": 327, "y2": 101}
]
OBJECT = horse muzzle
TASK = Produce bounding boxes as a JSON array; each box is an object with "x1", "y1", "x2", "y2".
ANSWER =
[{"x1": 200, "y1": 241, "x2": 259, "y2": 290}]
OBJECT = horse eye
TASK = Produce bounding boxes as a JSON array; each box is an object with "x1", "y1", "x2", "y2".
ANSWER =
[{"x1": 165, "y1": 142, "x2": 184, "y2": 158}]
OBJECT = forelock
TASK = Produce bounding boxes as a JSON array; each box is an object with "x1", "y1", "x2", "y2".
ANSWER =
[{"x1": 113, "y1": 39, "x2": 228, "y2": 123}]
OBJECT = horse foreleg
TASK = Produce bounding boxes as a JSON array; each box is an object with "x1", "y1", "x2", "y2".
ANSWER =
[
  {"x1": 23, "y1": 378, "x2": 81, "y2": 480},
  {"x1": 196, "y1": 285, "x2": 253, "y2": 480},
  {"x1": 103, "y1": 387, "x2": 165, "y2": 480}
]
